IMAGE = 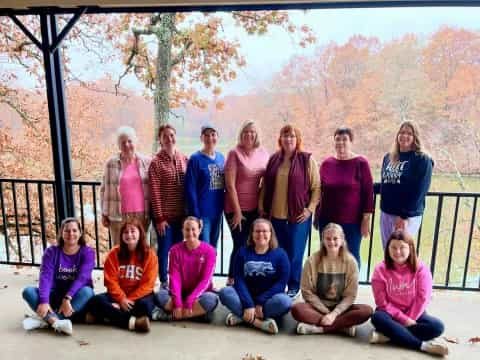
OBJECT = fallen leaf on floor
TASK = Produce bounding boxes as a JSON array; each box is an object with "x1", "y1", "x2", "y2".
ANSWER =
[
  {"x1": 13, "y1": 271, "x2": 20, "y2": 275},
  {"x1": 242, "y1": 354, "x2": 267, "y2": 360},
  {"x1": 0, "y1": 285, "x2": 8, "y2": 289},
  {"x1": 443, "y1": 336, "x2": 459, "y2": 344},
  {"x1": 77, "y1": 340, "x2": 90, "y2": 346},
  {"x1": 469, "y1": 337, "x2": 480, "y2": 343}
]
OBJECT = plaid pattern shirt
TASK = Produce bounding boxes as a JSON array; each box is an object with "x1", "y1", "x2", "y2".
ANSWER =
[{"x1": 100, "y1": 152, "x2": 151, "y2": 221}]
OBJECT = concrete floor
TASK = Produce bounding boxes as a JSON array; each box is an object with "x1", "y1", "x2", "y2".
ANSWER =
[{"x1": 1, "y1": 266, "x2": 480, "y2": 360}]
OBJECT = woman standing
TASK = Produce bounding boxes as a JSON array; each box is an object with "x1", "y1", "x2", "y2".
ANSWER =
[
  {"x1": 149, "y1": 124, "x2": 188, "y2": 288},
  {"x1": 152, "y1": 217, "x2": 218, "y2": 322},
  {"x1": 292, "y1": 223, "x2": 372, "y2": 336},
  {"x1": 87, "y1": 219, "x2": 158, "y2": 332},
  {"x1": 185, "y1": 124, "x2": 225, "y2": 248},
  {"x1": 219, "y1": 218, "x2": 292, "y2": 334},
  {"x1": 22, "y1": 218, "x2": 95, "y2": 335},
  {"x1": 100, "y1": 126, "x2": 151, "y2": 245},
  {"x1": 380, "y1": 121, "x2": 433, "y2": 248},
  {"x1": 225, "y1": 121, "x2": 269, "y2": 285},
  {"x1": 370, "y1": 230, "x2": 448, "y2": 356},
  {"x1": 260, "y1": 124, "x2": 320, "y2": 298},
  {"x1": 315, "y1": 127, "x2": 374, "y2": 267}
]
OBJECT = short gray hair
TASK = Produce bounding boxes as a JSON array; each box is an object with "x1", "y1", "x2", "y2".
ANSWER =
[
  {"x1": 116, "y1": 126, "x2": 137, "y2": 148},
  {"x1": 237, "y1": 120, "x2": 260, "y2": 148}
]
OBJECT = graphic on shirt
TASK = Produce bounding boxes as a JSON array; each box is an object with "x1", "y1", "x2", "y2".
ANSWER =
[
  {"x1": 56, "y1": 263, "x2": 77, "y2": 281},
  {"x1": 387, "y1": 278, "x2": 416, "y2": 297},
  {"x1": 119, "y1": 264, "x2": 144, "y2": 281},
  {"x1": 208, "y1": 163, "x2": 224, "y2": 190},
  {"x1": 316, "y1": 273, "x2": 345, "y2": 303},
  {"x1": 244, "y1": 261, "x2": 275, "y2": 277},
  {"x1": 382, "y1": 160, "x2": 408, "y2": 184}
]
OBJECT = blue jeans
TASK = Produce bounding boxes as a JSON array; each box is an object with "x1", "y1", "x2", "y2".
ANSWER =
[
  {"x1": 219, "y1": 286, "x2": 292, "y2": 319},
  {"x1": 371, "y1": 310, "x2": 444, "y2": 350},
  {"x1": 22, "y1": 286, "x2": 94, "y2": 321},
  {"x1": 154, "y1": 289, "x2": 219, "y2": 313},
  {"x1": 200, "y1": 215, "x2": 223, "y2": 249},
  {"x1": 271, "y1": 216, "x2": 311, "y2": 292},
  {"x1": 225, "y1": 210, "x2": 258, "y2": 278},
  {"x1": 318, "y1": 221, "x2": 362, "y2": 268},
  {"x1": 156, "y1": 220, "x2": 183, "y2": 283}
]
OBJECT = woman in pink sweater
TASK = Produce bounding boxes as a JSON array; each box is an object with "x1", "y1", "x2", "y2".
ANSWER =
[
  {"x1": 370, "y1": 230, "x2": 448, "y2": 356},
  {"x1": 152, "y1": 217, "x2": 218, "y2": 322}
]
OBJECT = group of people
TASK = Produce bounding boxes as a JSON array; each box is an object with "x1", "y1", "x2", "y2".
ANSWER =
[{"x1": 21, "y1": 120, "x2": 449, "y2": 356}]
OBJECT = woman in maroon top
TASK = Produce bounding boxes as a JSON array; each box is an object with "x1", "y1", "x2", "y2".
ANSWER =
[{"x1": 314, "y1": 127, "x2": 374, "y2": 268}]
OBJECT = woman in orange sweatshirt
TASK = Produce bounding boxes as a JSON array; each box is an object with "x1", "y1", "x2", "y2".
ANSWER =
[{"x1": 86, "y1": 218, "x2": 158, "y2": 332}]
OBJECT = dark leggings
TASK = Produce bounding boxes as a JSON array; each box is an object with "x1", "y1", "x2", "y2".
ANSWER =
[
  {"x1": 87, "y1": 293, "x2": 155, "y2": 329},
  {"x1": 371, "y1": 310, "x2": 444, "y2": 350},
  {"x1": 291, "y1": 303, "x2": 372, "y2": 332}
]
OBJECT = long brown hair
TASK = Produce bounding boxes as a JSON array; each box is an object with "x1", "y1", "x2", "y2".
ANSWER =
[
  {"x1": 57, "y1": 217, "x2": 86, "y2": 248},
  {"x1": 389, "y1": 120, "x2": 428, "y2": 163},
  {"x1": 117, "y1": 218, "x2": 148, "y2": 264},
  {"x1": 384, "y1": 230, "x2": 418, "y2": 272},
  {"x1": 246, "y1": 218, "x2": 278, "y2": 250},
  {"x1": 319, "y1": 223, "x2": 350, "y2": 262}
]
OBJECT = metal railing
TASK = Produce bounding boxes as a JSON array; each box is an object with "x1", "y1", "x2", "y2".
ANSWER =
[{"x1": 1, "y1": 178, "x2": 479, "y2": 291}]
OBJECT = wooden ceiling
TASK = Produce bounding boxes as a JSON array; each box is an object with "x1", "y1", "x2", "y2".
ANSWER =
[{"x1": 1, "y1": 0, "x2": 477, "y2": 11}]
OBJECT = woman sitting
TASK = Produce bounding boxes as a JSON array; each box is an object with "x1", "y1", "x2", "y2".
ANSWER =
[
  {"x1": 87, "y1": 218, "x2": 158, "y2": 332},
  {"x1": 292, "y1": 223, "x2": 372, "y2": 336},
  {"x1": 152, "y1": 217, "x2": 218, "y2": 322},
  {"x1": 370, "y1": 230, "x2": 448, "y2": 356},
  {"x1": 22, "y1": 217, "x2": 95, "y2": 335},
  {"x1": 219, "y1": 218, "x2": 292, "y2": 334}
]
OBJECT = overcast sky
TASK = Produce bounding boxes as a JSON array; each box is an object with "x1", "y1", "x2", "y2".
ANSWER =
[{"x1": 4, "y1": 6, "x2": 480, "y2": 96}]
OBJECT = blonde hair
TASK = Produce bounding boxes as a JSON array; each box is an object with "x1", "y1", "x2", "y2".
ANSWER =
[
  {"x1": 389, "y1": 120, "x2": 429, "y2": 163},
  {"x1": 183, "y1": 216, "x2": 203, "y2": 231},
  {"x1": 237, "y1": 120, "x2": 260, "y2": 148},
  {"x1": 319, "y1": 223, "x2": 350, "y2": 261}
]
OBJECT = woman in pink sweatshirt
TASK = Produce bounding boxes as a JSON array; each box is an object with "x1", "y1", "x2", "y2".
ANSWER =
[
  {"x1": 370, "y1": 230, "x2": 448, "y2": 356},
  {"x1": 152, "y1": 216, "x2": 218, "y2": 322}
]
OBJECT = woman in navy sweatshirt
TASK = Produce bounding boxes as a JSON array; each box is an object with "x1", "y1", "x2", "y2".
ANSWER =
[
  {"x1": 21, "y1": 218, "x2": 95, "y2": 335},
  {"x1": 380, "y1": 121, "x2": 433, "y2": 249},
  {"x1": 185, "y1": 124, "x2": 225, "y2": 249},
  {"x1": 219, "y1": 218, "x2": 292, "y2": 334}
]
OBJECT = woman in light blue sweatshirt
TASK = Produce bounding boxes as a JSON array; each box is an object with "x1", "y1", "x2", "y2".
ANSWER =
[{"x1": 185, "y1": 124, "x2": 225, "y2": 248}]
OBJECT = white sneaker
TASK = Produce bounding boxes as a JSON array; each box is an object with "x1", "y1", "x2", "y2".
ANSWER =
[
  {"x1": 296, "y1": 322, "x2": 323, "y2": 335},
  {"x1": 342, "y1": 326, "x2": 356, "y2": 337},
  {"x1": 369, "y1": 330, "x2": 390, "y2": 344},
  {"x1": 422, "y1": 340, "x2": 449, "y2": 356},
  {"x1": 22, "y1": 316, "x2": 48, "y2": 331},
  {"x1": 52, "y1": 319, "x2": 73, "y2": 335}
]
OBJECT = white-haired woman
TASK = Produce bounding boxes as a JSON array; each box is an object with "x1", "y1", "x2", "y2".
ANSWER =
[
  {"x1": 379, "y1": 121, "x2": 433, "y2": 249},
  {"x1": 224, "y1": 121, "x2": 269, "y2": 286},
  {"x1": 100, "y1": 126, "x2": 152, "y2": 245}
]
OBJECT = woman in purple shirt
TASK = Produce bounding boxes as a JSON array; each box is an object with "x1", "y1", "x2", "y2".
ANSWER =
[
  {"x1": 314, "y1": 127, "x2": 374, "y2": 267},
  {"x1": 21, "y1": 218, "x2": 95, "y2": 335}
]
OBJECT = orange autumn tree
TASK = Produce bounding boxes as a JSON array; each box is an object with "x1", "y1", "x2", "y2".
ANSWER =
[{"x1": 105, "y1": 12, "x2": 315, "y2": 149}]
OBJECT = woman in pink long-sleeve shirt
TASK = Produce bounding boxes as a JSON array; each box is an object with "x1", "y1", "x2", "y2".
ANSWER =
[
  {"x1": 370, "y1": 230, "x2": 448, "y2": 356},
  {"x1": 152, "y1": 217, "x2": 218, "y2": 322}
]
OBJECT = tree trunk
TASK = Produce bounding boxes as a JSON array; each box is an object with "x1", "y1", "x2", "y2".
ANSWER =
[{"x1": 153, "y1": 13, "x2": 175, "y2": 153}]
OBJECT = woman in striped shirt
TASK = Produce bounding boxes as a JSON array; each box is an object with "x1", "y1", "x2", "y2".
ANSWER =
[{"x1": 148, "y1": 124, "x2": 188, "y2": 289}]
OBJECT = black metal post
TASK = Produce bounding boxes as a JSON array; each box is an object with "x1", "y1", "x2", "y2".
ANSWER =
[{"x1": 39, "y1": 13, "x2": 74, "y2": 221}]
